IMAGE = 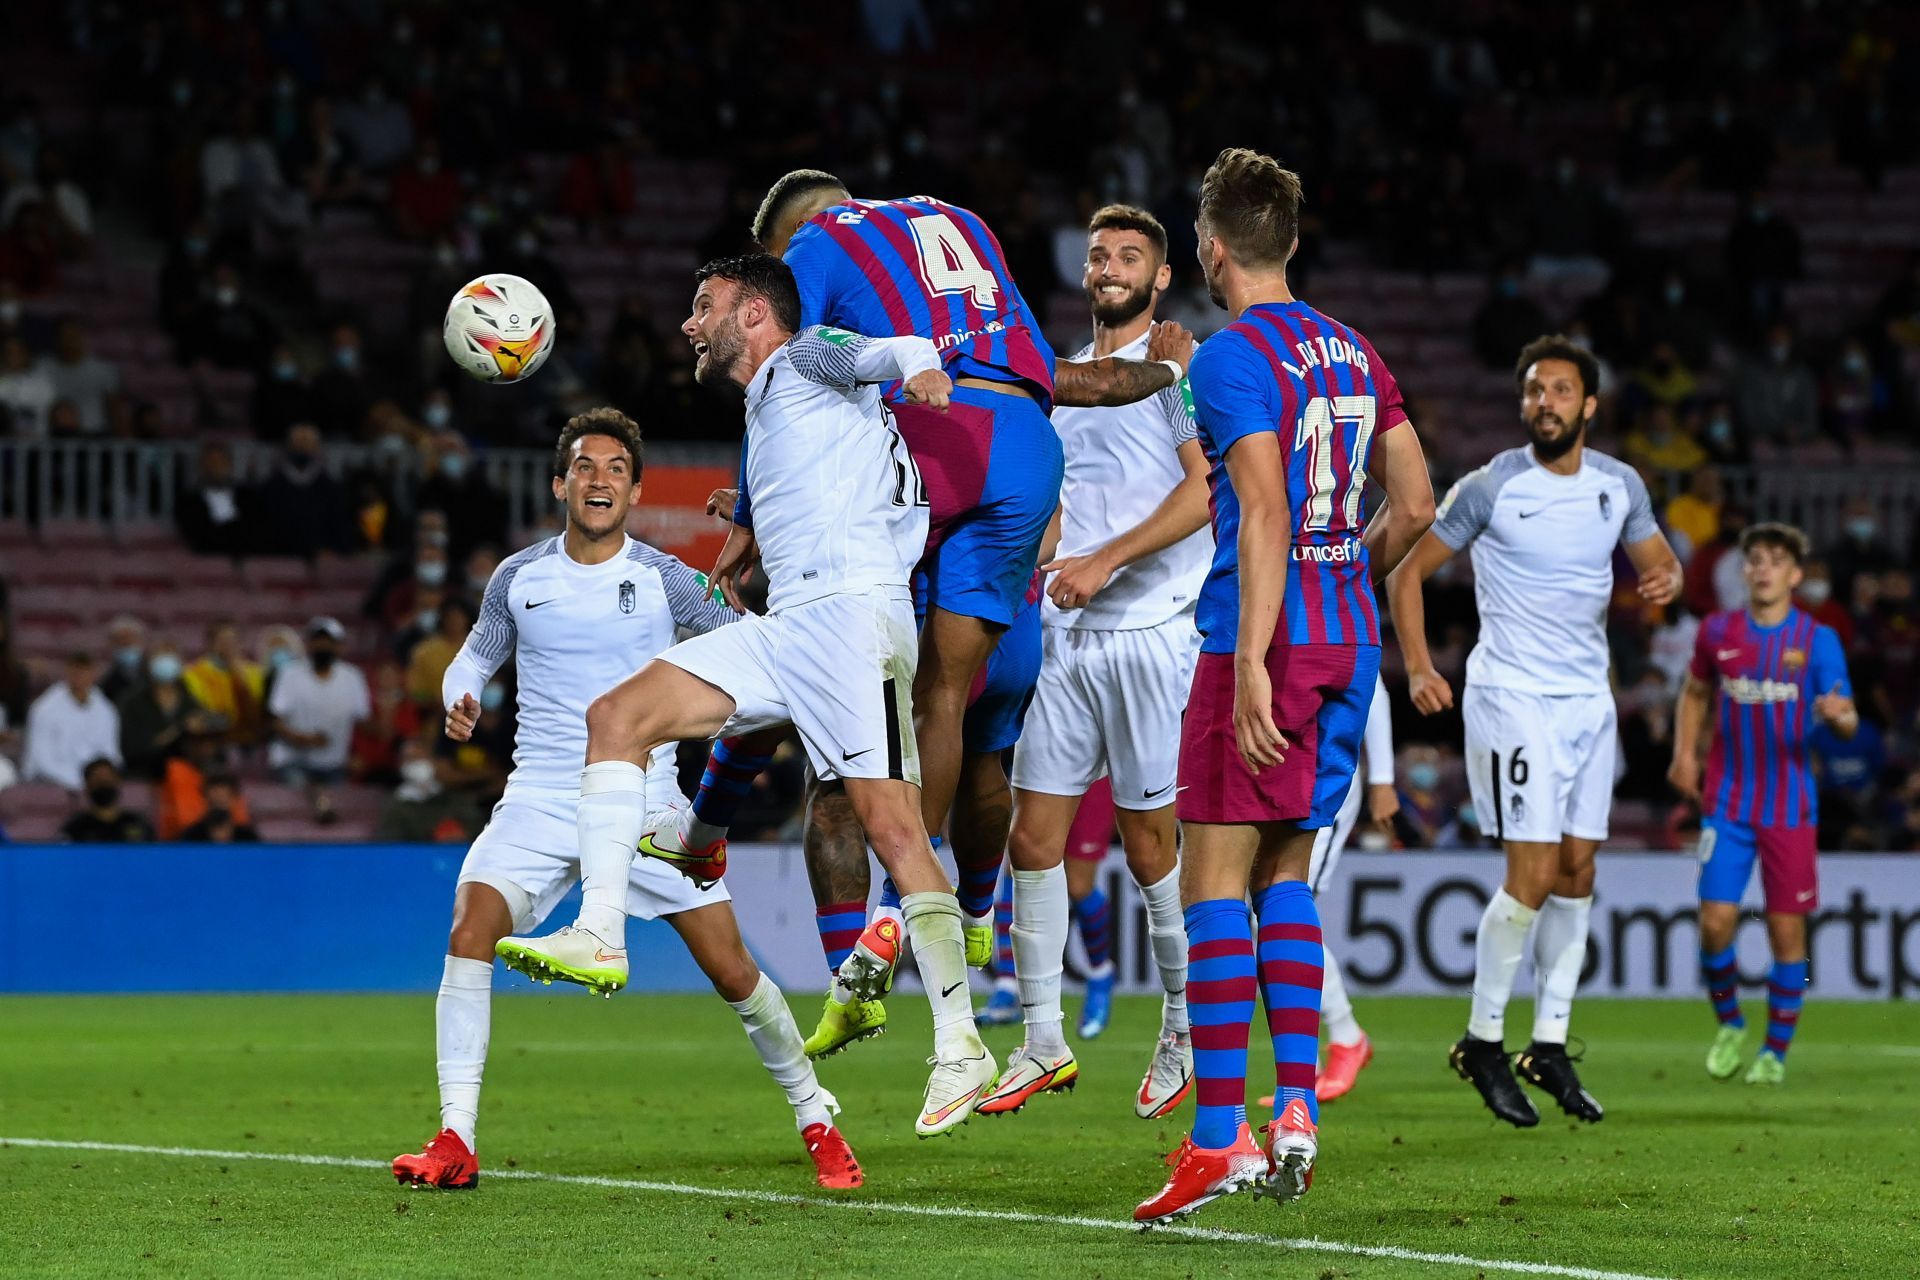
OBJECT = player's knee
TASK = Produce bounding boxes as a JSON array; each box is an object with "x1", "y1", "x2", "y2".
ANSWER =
[
  {"x1": 584, "y1": 688, "x2": 635, "y2": 748},
  {"x1": 1006, "y1": 819, "x2": 1062, "y2": 872},
  {"x1": 447, "y1": 916, "x2": 504, "y2": 961},
  {"x1": 707, "y1": 949, "x2": 762, "y2": 1004}
]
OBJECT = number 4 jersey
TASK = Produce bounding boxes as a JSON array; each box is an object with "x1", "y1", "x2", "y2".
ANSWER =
[
  {"x1": 1187, "y1": 301, "x2": 1409, "y2": 652},
  {"x1": 783, "y1": 196, "x2": 1057, "y2": 409}
]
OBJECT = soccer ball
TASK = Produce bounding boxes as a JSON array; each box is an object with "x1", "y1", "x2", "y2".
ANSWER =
[{"x1": 443, "y1": 273, "x2": 555, "y2": 383}]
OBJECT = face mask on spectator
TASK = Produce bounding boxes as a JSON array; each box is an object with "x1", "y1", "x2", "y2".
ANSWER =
[
  {"x1": 150, "y1": 654, "x2": 183, "y2": 683},
  {"x1": 274, "y1": 358, "x2": 298, "y2": 381},
  {"x1": 1707, "y1": 415, "x2": 1734, "y2": 446},
  {"x1": 88, "y1": 783, "x2": 120, "y2": 809},
  {"x1": 1801, "y1": 580, "x2": 1832, "y2": 606},
  {"x1": 439, "y1": 453, "x2": 468, "y2": 480},
  {"x1": 268, "y1": 647, "x2": 295, "y2": 671},
  {"x1": 206, "y1": 803, "x2": 233, "y2": 824},
  {"x1": 1769, "y1": 342, "x2": 1791, "y2": 364},
  {"x1": 310, "y1": 649, "x2": 337, "y2": 673},
  {"x1": 1407, "y1": 763, "x2": 1440, "y2": 791},
  {"x1": 423, "y1": 402, "x2": 451, "y2": 428},
  {"x1": 1843, "y1": 350, "x2": 1868, "y2": 376},
  {"x1": 115, "y1": 644, "x2": 144, "y2": 670},
  {"x1": 1664, "y1": 281, "x2": 1684, "y2": 307},
  {"x1": 215, "y1": 286, "x2": 239, "y2": 308},
  {"x1": 481, "y1": 682, "x2": 506, "y2": 712},
  {"x1": 401, "y1": 759, "x2": 438, "y2": 789},
  {"x1": 416, "y1": 561, "x2": 447, "y2": 587},
  {"x1": 416, "y1": 609, "x2": 439, "y2": 632},
  {"x1": 1847, "y1": 517, "x2": 1878, "y2": 543},
  {"x1": 0, "y1": 300, "x2": 18, "y2": 324}
]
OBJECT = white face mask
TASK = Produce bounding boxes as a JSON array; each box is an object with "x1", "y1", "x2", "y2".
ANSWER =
[
  {"x1": 401, "y1": 759, "x2": 438, "y2": 788},
  {"x1": 1800, "y1": 580, "x2": 1832, "y2": 606}
]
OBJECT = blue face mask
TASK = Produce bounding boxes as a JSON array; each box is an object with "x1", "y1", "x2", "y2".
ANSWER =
[
  {"x1": 481, "y1": 683, "x2": 506, "y2": 712},
  {"x1": 149, "y1": 654, "x2": 184, "y2": 683},
  {"x1": 268, "y1": 648, "x2": 295, "y2": 671},
  {"x1": 273, "y1": 360, "x2": 298, "y2": 381},
  {"x1": 423, "y1": 402, "x2": 451, "y2": 428},
  {"x1": 115, "y1": 644, "x2": 144, "y2": 669},
  {"x1": 1407, "y1": 763, "x2": 1440, "y2": 791},
  {"x1": 335, "y1": 347, "x2": 359, "y2": 371}
]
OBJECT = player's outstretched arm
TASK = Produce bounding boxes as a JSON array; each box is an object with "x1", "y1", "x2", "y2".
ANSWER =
[
  {"x1": 1668, "y1": 675, "x2": 1713, "y2": 802},
  {"x1": 1362, "y1": 422, "x2": 1436, "y2": 583},
  {"x1": 788, "y1": 325, "x2": 946, "y2": 396},
  {"x1": 1224, "y1": 432, "x2": 1291, "y2": 771},
  {"x1": 1625, "y1": 533, "x2": 1683, "y2": 607},
  {"x1": 1385, "y1": 532, "x2": 1456, "y2": 715},
  {"x1": 1045, "y1": 439, "x2": 1209, "y2": 610},
  {"x1": 1051, "y1": 321, "x2": 1195, "y2": 408}
]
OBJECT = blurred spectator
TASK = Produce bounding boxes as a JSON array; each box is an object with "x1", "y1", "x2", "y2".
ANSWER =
[
  {"x1": 334, "y1": 79, "x2": 414, "y2": 175},
  {"x1": 1773, "y1": 81, "x2": 1835, "y2": 170},
  {"x1": 463, "y1": 544, "x2": 502, "y2": 599},
  {"x1": 1522, "y1": 157, "x2": 1621, "y2": 277},
  {"x1": 389, "y1": 141, "x2": 464, "y2": 241},
  {"x1": 436, "y1": 678, "x2": 513, "y2": 800},
  {"x1": 1878, "y1": 769, "x2": 1920, "y2": 853},
  {"x1": 1698, "y1": 399, "x2": 1744, "y2": 465},
  {"x1": 201, "y1": 101, "x2": 305, "y2": 247},
  {"x1": 176, "y1": 440, "x2": 256, "y2": 558},
  {"x1": 1827, "y1": 496, "x2": 1898, "y2": 603},
  {"x1": 558, "y1": 140, "x2": 637, "y2": 234},
  {"x1": 391, "y1": 578, "x2": 451, "y2": 661},
  {"x1": 1392, "y1": 745, "x2": 1467, "y2": 848},
  {"x1": 0, "y1": 334, "x2": 55, "y2": 434},
  {"x1": 117, "y1": 641, "x2": 213, "y2": 781},
  {"x1": 1617, "y1": 670, "x2": 1676, "y2": 801},
  {"x1": 0, "y1": 148, "x2": 93, "y2": 246},
  {"x1": 310, "y1": 323, "x2": 372, "y2": 438},
  {"x1": 493, "y1": 225, "x2": 578, "y2": 319},
  {"x1": 1682, "y1": 504, "x2": 1751, "y2": 619},
  {"x1": 1872, "y1": 252, "x2": 1920, "y2": 363},
  {"x1": 377, "y1": 736, "x2": 482, "y2": 842},
  {"x1": 38, "y1": 318, "x2": 120, "y2": 434},
  {"x1": 258, "y1": 624, "x2": 302, "y2": 695},
  {"x1": 352, "y1": 658, "x2": 424, "y2": 785},
  {"x1": 59, "y1": 758, "x2": 155, "y2": 843},
  {"x1": 176, "y1": 773, "x2": 260, "y2": 843},
  {"x1": 22, "y1": 651, "x2": 120, "y2": 790},
  {"x1": 0, "y1": 201, "x2": 62, "y2": 295},
  {"x1": 182, "y1": 619, "x2": 265, "y2": 747},
  {"x1": 1682, "y1": 92, "x2": 1772, "y2": 192},
  {"x1": 249, "y1": 343, "x2": 310, "y2": 440},
  {"x1": 1645, "y1": 605, "x2": 1701, "y2": 693},
  {"x1": 157, "y1": 722, "x2": 245, "y2": 840},
  {"x1": 1794, "y1": 558, "x2": 1853, "y2": 648},
  {"x1": 1823, "y1": 339, "x2": 1886, "y2": 443},
  {"x1": 254, "y1": 423, "x2": 355, "y2": 559},
  {"x1": 156, "y1": 216, "x2": 214, "y2": 344},
  {"x1": 407, "y1": 597, "x2": 474, "y2": 706},
  {"x1": 289, "y1": 96, "x2": 364, "y2": 210},
  {"x1": 0, "y1": 609, "x2": 31, "y2": 741},
  {"x1": 366, "y1": 509, "x2": 450, "y2": 624},
  {"x1": 414, "y1": 433, "x2": 510, "y2": 562},
  {"x1": 380, "y1": 536, "x2": 452, "y2": 632},
  {"x1": 1623, "y1": 404, "x2": 1706, "y2": 474},
  {"x1": 99, "y1": 614, "x2": 149, "y2": 704},
  {"x1": 180, "y1": 263, "x2": 278, "y2": 370},
  {"x1": 1470, "y1": 260, "x2": 1549, "y2": 371},
  {"x1": 1724, "y1": 191, "x2": 1801, "y2": 336},
  {"x1": 1734, "y1": 323, "x2": 1820, "y2": 447},
  {"x1": 1642, "y1": 273, "x2": 1716, "y2": 370},
  {"x1": 1663, "y1": 467, "x2": 1723, "y2": 557},
  {"x1": 1626, "y1": 343, "x2": 1699, "y2": 411},
  {"x1": 267, "y1": 616, "x2": 370, "y2": 823}
]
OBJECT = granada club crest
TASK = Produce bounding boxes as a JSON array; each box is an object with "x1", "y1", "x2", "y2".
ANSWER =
[
  {"x1": 618, "y1": 580, "x2": 635, "y2": 614},
  {"x1": 1598, "y1": 492, "x2": 1612, "y2": 520}
]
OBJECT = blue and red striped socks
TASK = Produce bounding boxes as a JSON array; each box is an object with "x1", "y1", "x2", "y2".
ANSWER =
[
  {"x1": 1764, "y1": 959, "x2": 1808, "y2": 1059},
  {"x1": 1072, "y1": 886, "x2": 1113, "y2": 975},
  {"x1": 993, "y1": 871, "x2": 1015, "y2": 979},
  {"x1": 1185, "y1": 898, "x2": 1256, "y2": 1149},
  {"x1": 1701, "y1": 945, "x2": 1744, "y2": 1028},
  {"x1": 1254, "y1": 880, "x2": 1323, "y2": 1127},
  {"x1": 815, "y1": 902, "x2": 865, "y2": 975},
  {"x1": 688, "y1": 736, "x2": 773, "y2": 844},
  {"x1": 954, "y1": 849, "x2": 1002, "y2": 922}
]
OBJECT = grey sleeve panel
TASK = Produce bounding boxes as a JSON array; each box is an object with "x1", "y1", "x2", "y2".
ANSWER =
[
  {"x1": 627, "y1": 539, "x2": 737, "y2": 634},
  {"x1": 785, "y1": 325, "x2": 866, "y2": 388},
  {"x1": 468, "y1": 540, "x2": 556, "y2": 667},
  {"x1": 1431, "y1": 449, "x2": 1528, "y2": 550}
]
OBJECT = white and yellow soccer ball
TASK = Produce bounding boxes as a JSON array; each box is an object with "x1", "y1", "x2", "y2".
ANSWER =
[{"x1": 443, "y1": 273, "x2": 556, "y2": 383}]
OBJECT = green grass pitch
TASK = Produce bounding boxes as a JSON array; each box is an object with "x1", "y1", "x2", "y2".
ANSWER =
[{"x1": 2, "y1": 991, "x2": 1915, "y2": 1278}]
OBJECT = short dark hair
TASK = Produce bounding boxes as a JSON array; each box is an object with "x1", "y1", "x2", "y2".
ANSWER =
[
  {"x1": 82, "y1": 756, "x2": 117, "y2": 780},
  {"x1": 1197, "y1": 147, "x2": 1302, "y2": 270},
  {"x1": 1514, "y1": 334, "x2": 1602, "y2": 402},
  {"x1": 1740, "y1": 521, "x2": 1810, "y2": 564},
  {"x1": 552, "y1": 408, "x2": 643, "y2": 480},
  {"x1": 1088, "y1": 204, "x2": 1168, "y2": 263},
  {"x1": 694, "y1": 254, "x2": 802, "y2": 335},
  {"x1": 752, "y1": 169, "x2": 848, "y2": 247}
]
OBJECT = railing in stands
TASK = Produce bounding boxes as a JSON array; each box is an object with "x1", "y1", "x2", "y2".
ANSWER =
[{"x1": 0, "y1": 439, "x2": 737, "y2": 535}]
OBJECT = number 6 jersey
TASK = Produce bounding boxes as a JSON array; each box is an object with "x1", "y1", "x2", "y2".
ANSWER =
[
  {"x1": 782, "y1": 196, "x2": 1057, "y2": 409},
  {"x1": 1187, "y1": 301, "x2": 1409, "y2": 652}
]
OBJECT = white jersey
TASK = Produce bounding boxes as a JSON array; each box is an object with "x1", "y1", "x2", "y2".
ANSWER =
[
  {"x1": 735, "y1": 326, "x2": 935, "y2": 613},
  {"x1": 443, "y1": 534, "x2": 737, "y2": 797},
  {"x1": 1046, "y1": 332, "x2": 1211, "y2": 630},
  {"x1": 1432, "y1": 446, "x2": 1658, "y2": 696}
]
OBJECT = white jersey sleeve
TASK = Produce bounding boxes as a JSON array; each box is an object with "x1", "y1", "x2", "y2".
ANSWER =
[
  {"x1": 787, "y1": 325, "x2": 941, "y2": 389},
  {"x1": 1362, "y1": 673, "x2": 1393, "y2": 784},
  {"x1": 1160, "y1": 376, "x2": 1199, "y2": 448}
]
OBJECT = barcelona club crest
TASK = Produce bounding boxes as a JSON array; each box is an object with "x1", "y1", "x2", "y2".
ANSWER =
[
  {"x1": 1783, "y1": 647, "x2": 1807, "y2": 672},
  {"x1": 618, "y1": 580, "x2": 635, "y2": 614}
]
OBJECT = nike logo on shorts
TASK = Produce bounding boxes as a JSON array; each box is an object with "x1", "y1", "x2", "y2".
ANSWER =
[
  {"x1": 1143, "y1": 781, "x2": 1175, "y2": 800},
  {"x1": 843, "y1": 748, "x2": 873, "y2": 762}
]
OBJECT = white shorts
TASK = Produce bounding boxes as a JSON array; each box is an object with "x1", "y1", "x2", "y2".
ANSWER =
[
  {"x1": 1010, "y1": 614, "x2": 1200, "y2": 811},
  {"x1": 457, "y1": 789, "x2": 729, "y2": 934},
  {"x1": 660, "y1": 588, "x2": 920, "y2": 786},
  {"x1": 1307, "y1": 764, "x2": 1366, "y2": 893},
  {"x1": 1462, "y1": 684, "x2": 1617, "y2": 844}
]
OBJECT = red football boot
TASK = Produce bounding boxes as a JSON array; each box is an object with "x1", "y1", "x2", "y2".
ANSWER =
[
  {"x1": 392, "y1": 1128, "x2": 479, "y2": 1189},
  {"x1": 1133, "y1": 1123, "x2": 1265, "y2": 1226},
  {"x1": 1315, "y1": 1033, "x2": 1373, "y2": 1102},
  {"x1": 802, "y1": 1123, "x2": 864, "y2": 1189},
  {"x1": 1256, "y1": 1097, "x2": 1318, "y2": 1204}
]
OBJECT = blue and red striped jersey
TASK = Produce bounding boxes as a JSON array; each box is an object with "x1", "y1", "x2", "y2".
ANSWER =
[
  {"x1": 1187, "y1": 301, "x2": 1408, "y2": 653},
  {"x1": 783, "y1": 196, "x2": 1056, "y2": 410},
  {"x1": 1692, "y1": 607, "x2": 1851, "y2": 826}
]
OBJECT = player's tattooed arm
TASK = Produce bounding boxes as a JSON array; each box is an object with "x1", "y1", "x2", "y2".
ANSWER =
[{"x1": 1051, "y1": 321, "x2": 1197, "y2": 407}]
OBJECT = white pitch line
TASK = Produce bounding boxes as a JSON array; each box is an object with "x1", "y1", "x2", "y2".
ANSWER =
[{"x1": 1, "y1": 1137, "x2": 1672, "y2": 1280}]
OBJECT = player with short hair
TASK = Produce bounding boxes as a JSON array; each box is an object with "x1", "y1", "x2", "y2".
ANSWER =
[
  {"x1": 392, "y1": 408, "x2": 862, "y2": 1192},
  {"x1": 981, "y1": 203, "x2": 1212, "y2": 1122},
  {"x1": 1670, "y1": 522, "x2": 1855, "y2": 1086},
  {"x1": 1305, "y1": 672, "x2": 1397, "y2": 1102},
  {"x1": 1387, "y1": 334, "x2": 1682, "y2": 1128},
  {"x1": 496, "y1": 255, "x2": 1000, "y2": 1136},
  {"x1": 1137, "y1": 148, "x2": 1435, "y2": 1225}
]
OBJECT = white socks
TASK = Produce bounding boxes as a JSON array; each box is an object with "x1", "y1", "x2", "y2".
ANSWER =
[
  {"x1": 901, "y1": 891, "x2": 981, "y2": 1055},
  {"x1": 1531, "y1": 894, "x2": 1592, "y2": 1046},
  {"x1": 1321, "y1": 946, "x2": 1364, "y2": 1046},
  {"x1": 436, "y1": 955, "x2": 493, "y2": 1150},
  {"x1": 1467, "y1": 889, "x2": 1539, "y2": 1043},
  {"x1": 680, "y1": 810, "x2": 728, "y2": 851},
  {"x1": 1136, "y1": 864, "x2": 1189, "y2": 1037},
  {"x1": 576, "y1": 760, "x2": 646, "y2": 944},
  {"x1": 728, "y1": 972, "x2": 835, "y2": 1131},
  {"x1": 1010, "y1": 865, "x2": 1069, "y2": 1057}
]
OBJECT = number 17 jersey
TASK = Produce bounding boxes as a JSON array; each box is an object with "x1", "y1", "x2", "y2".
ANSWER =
[
  {"x1": 783, "y1": 196, "x2": 1057, "y2": 410},
  {"x1": 1188, "y1": 301, "x2": 1408, "y2": 653}
]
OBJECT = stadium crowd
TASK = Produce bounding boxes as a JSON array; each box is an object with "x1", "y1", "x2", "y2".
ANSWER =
[{"x1": 0, "y1": 0, "x2": 1918, "y2": 847}]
